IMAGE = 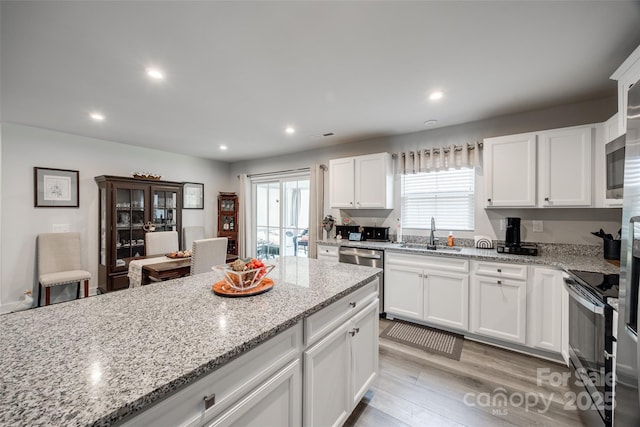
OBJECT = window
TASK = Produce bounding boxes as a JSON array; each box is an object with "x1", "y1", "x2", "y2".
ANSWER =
[{"x1": 401, "y1": 168, "x2": 475, "y2": 231}]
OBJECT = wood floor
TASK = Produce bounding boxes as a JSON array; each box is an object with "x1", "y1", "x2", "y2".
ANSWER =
[{"x1": 344, "y1": 318, "x2": 586, "y2": 427}]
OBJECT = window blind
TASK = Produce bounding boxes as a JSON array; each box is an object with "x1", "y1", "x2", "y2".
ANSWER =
[{"x1": 401, "y1": 169, "x2": 475, "y2": 231}]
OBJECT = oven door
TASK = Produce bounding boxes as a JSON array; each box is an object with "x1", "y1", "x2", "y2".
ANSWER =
[{"x1": 564, "y1": 278, "x2": 613, "y2": 426}]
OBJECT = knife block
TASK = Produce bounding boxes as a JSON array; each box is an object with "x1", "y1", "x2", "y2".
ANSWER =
[{"x1": 604, "y1": 239, "x2": 621, "y2": 260}]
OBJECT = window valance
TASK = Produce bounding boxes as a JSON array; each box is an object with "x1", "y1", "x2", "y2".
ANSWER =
[{"x1": 394, "y1": 141, "x2": 482, "y2": 174}]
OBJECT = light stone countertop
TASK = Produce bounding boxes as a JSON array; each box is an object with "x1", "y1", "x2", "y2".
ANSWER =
[
  {"x1": 0, "y1": 257, "x2": 381, "y2": 427},
  {"x1": 317, "y1": 239, "x2": 620, "y2": 275}
]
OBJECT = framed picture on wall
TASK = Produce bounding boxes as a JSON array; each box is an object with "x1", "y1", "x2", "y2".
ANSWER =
[
  {"x1": 34, "y1": 167, "x2": 79, "y2": 208},
  {"x1": 183, "y1": 182, "x2": 204, "y2": 209}
]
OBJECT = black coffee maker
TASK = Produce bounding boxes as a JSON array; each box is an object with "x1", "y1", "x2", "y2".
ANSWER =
[
  {"x1": 505, "y1": 217, "x2": 521, "y2": 247},
  {"x1": 497, "y1": 216, "x2": 538, "y2": 256}
]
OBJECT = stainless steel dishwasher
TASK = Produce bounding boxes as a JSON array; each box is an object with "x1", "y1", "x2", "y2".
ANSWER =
[{"x1": 338, "y1": 247, "x2": 384, "y2": 316}]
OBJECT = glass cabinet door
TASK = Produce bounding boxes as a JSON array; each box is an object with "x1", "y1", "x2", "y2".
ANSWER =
[
  {"x1": 115, "y1": 187, "x2": 146, "y2": 269},
  {"x1": 153, "y1": 188, "x2": 178, "y2": 231}
]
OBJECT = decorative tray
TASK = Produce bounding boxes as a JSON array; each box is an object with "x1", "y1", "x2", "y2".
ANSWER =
[
  {"x1": 166, "y1": 250, "x2": 192, "y2": 259},
  {"x1": 212, "y1": 278, "x2": 274, "y2": 298}
]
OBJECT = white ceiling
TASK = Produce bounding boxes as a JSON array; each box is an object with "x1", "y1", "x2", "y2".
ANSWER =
[{"x1": 2, "y1": 1, "x2": 640, "y2": 163}]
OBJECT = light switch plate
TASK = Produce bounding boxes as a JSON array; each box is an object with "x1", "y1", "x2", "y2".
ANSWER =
[
  {"x1": 533, "y1": 220, "x2": 543, "y2": 233},
  {"x1": 499, "y1": 219, "x2": 505, "y2": 231}
]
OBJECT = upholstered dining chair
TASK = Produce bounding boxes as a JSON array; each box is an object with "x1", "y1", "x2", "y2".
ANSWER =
[
  {"x1": 182, "y1": 226, "x2": 205, "y2": 252},
  {"x1": 190, "y1": 237, "x2": 228, "y2": 275},
  {"x1": 37, "y1": 232, "x2": 91, "y2": 306},
  {"x1": 145, "y1": 231, "x2": 179, "y2": 256}
]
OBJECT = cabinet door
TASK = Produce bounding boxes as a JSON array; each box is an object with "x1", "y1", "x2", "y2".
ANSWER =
[
  {"x1": 424, "y1": 270, "x2": 469, "y2": 331},
  {"x1": 303, "y1": 322, "x2": 350, "y2": 427},
  {"x1": 354, "y1": 153, "x2": 391, "y2": 208},
  {"x1": 113, "y1": 183, "x2": 147, "y2": 271},
  {"x1": 470, "y1": 275, "x2": 527, "y2": 344},
  {"x1": 384, "y1": 263, "x2": 423, "y2": 320},
  {"x1": 316, "y1": 244, "x2": 339, "y2": 263},
  {"x1": 527, "y1": 268, "x2": 563, "y2": 353},
  {"x1": 207, "y1": 359, "x2": 302, "y2": 427},
  {"x1": 484, "y1": 133, "x2": 537, "y2": 207},
  {"x1": 329, "y1": 157, "x2": 355, "y2": 208},
  {"x1": 538, "y1": 126, "x2": 593, "y2": 207},
  {"x1": 349, "y1": 300, "x2": 379, "y2": 408}
]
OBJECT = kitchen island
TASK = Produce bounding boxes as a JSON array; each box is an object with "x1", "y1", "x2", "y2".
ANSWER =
[{"x1": 0, "y1": 257, "x2": 381, "y2": 426}]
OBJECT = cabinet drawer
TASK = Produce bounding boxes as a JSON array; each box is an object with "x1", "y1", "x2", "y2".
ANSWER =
[
  {"x1": 386, "y1": 252, "x2": 468, "y2": 273},
  {"x1": 120, "y1": 323, "x2": 302, "y2": 427},
  {"x1": 472, "y1": 261, "x2": 527, "y2": 280},
  {"x1": 317, "y1": 244, "x2": 339, "y2": 257},
  {"x1": 304, "y1": 278, "x2": 378, "y2": 347}
]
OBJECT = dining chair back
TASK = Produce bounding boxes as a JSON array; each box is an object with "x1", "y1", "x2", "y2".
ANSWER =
[
  {"x1": 37, "y1": 232, "x2": 91, "y2": 306},
  {"x1": 145, "y1": 231, "x2": 179, "y2": 256},
  {"x1": 191, "y1": 237, "x2": 228, "y2": 275},
  {"x1": 183, "y1": 226, "x2": 205, "y2": 251}
]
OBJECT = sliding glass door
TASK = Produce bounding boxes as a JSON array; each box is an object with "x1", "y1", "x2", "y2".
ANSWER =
[{"x1": 253, "y1": 175, "x2": 309, "y2": 260}]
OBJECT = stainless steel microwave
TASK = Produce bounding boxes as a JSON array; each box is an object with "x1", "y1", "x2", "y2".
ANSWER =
[{"x1": 606, "y1": 134, "x2": 626, "y2": 199}]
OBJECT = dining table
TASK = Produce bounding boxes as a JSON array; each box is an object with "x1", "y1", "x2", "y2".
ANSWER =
[{"x1": 128, "y1": 254, "x2": 240, "y2": 287}]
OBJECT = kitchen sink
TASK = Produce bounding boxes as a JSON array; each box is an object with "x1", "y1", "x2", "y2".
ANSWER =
[{"x1": 400, "y1": 243, "x2": 462, "y2": 252}]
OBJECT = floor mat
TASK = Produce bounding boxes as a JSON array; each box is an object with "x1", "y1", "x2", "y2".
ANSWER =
[{"x1": 380, "y1": 320, "x2": 464, "y2": 361}]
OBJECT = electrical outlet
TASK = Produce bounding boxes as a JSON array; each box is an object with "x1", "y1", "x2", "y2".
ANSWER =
[
  {"x1": 52, "y1": 224, "x2": 69, "y2": 232},
  {"x1": 500, "y1": 219, "x2": 505, "y2": 231},
  {"x1": 533, "y1": 220, "x2": 543, "y2": 233}
]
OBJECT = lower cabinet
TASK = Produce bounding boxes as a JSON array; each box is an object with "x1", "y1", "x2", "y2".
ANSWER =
[
  {"x1": 316, "y1": 244, "x2": 339, "y2": 263},
  {"x1": 527, "y1": 267, "x2": 563, "y2": 353},
  {"x1": 303, "y1": 299, "x2": 379, "y2": 427},
  {"x1": 385, "y1": 252, "x2": 469, "y2": 331},
  {"x1": 470, "y1": 261, "x2": 527, "y2": 345}
]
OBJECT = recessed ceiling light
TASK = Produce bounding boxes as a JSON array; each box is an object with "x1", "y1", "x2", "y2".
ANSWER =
[
  {"x1": 146, "y1": 67, "x2": 165, "y2": 80},
  {"x1": 89, "y1": 112, "x2": 105, "y2": 122},
  {"x1": 219, "y1": 144, "x2": 228, "y2": 151},
  {"x1": 429, "y1": 90, "x2": 444, "y2": 101},
  {"x1": 424, "y1": 120, "x2": 438, "y2": 127},
  {"x1": 285, "y1": 126, "x2": 295, "y2": 135}
]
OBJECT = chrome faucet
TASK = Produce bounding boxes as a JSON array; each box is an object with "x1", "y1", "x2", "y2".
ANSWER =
[{"x1": 428, "y1": 217, "x2": 437, "y2": 249}]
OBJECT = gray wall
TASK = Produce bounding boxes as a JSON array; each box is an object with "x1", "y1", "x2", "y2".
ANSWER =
[
  {"x1": 230, "y1": 96, "x2": 622, "y2": 245},
  {"x1": 0, "y1": 123, "x2": 230, "y2": 310}
]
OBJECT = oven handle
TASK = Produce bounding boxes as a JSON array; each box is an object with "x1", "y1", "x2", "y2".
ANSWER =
[{"x1": 563, "y1": 278, "x2": 604, "y2": 315}]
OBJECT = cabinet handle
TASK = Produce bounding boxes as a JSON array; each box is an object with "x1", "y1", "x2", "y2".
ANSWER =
[
  {"x1": 487, "y1": 198, "x2": 492, "y2": 203},
  {"x1": 349, "y1": 327, "x2": 360, "y2": 337},
  {"x1": 497, "y1": 268, "x2": 501, "y2": 273},
  {"x1": 203, "y1": 393, "x2": 216, "y2": 410},
  {"x1": 497, "y1": 280, "x2": 502, "y2": 285},
  {"x1": 349, "y1": 201, "x2": 353, "y2": 205},
  {"x1": 349, "y1": 302, "x2": 357, "y2": 308},
  {"x1": 544, "y1": 197, "x2": 550, "y2": 202}
]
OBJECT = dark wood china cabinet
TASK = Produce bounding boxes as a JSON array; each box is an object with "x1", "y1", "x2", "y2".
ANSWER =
[
  {"x1": 95, "y1": 175, "x2": 183, "y2": 293},
  {"x1": 218, "y1": 192, "x2": 239, "y2": 256}
]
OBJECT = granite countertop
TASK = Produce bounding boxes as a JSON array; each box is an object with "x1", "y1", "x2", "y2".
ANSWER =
[
  {"x1": 318, "y1": 239, "x2": 620, "y2": 275},
  {"x1": 0, "y1": 257, "x2": 381, "y2": 427}
]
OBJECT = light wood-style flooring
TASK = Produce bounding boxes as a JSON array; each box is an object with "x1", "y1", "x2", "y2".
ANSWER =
[{"x1": 344, "y1": 318, "x2": 586, "y2": 427}]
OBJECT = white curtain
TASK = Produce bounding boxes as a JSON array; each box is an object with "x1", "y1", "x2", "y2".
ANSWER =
[
  {"x1": 308, "y1": 164, "x2": 325, "y2": 259},
  {"x1": 396, "y1": 141, "x2": 482, "y2": 174},
  {"x1": 237, "y1": 173, "x2": 251, "y2": 258}
]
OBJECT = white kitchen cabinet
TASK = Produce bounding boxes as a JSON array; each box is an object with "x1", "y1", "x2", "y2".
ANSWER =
[
  {"x1": 484, "y1": 125, "x2": 594, "y2": 208},
  {"x1": 207, "y1": 359, "x2": 301, "y2": 427},
  {"x1": 384, "y1": 262, "x2": 423, "y2": 320},
  {"x1": 303, "y1": 298, "x2": 379, "y2": 427},
  {"x1": 316, "y1": 244, "x2": 339, "y2": 263},
  {"x1": 611, "y1": 43, "x2": 640, "y2": 136},
  {"x1": 385, "y1": 252, "x2": 469, "y2": 331},
  {"x1": 329, "y1": 153, "x2": 393, "y2": 209},
  {"x1": 484, "y1": 132, "x2": 537, "y2": 207},
  {"x1": 470, "y1": 261, "x2": 527, "y2": 344},
  {"x1": 538, "y1": 126, "x2": 593, "y2": 207},
  {"x1": 527, "y1": 267, "x2": 563, "y2": 353}
]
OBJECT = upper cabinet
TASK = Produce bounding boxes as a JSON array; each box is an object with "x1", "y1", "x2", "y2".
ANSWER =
[
  {"x1": 611, "y1": 44, "x2": 640, "y2": 136},
  {"x1": 484, "y1": 125, "x2": 594, "y2": 208},
  {"x1": 329, "y1": 153, "x2": 393, "y2": 209}
]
